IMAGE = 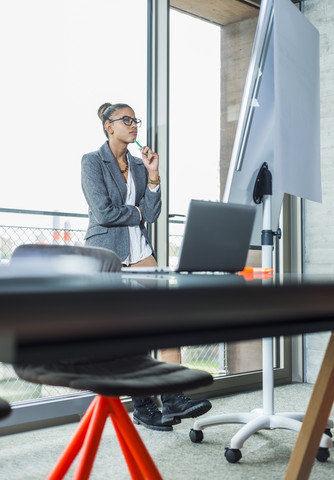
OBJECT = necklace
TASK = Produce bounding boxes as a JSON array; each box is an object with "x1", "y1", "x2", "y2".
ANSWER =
[{"x1": 119, "y1": 159, "x2": 129, "y2": 174}]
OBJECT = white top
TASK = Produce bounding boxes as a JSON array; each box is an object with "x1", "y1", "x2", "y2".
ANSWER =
[{"x1": 122, "y1": 158, "x2": 159, "y2": 266}]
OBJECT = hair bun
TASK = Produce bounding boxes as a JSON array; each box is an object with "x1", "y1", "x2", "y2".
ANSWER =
[{"x1": 97, "y1": 103, "x2": 112, "y2": 120}]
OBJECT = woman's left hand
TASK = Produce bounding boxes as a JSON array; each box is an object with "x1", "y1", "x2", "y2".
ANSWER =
[{"x1": 140, "y1": 146, "x2": 159, "y2": 175}]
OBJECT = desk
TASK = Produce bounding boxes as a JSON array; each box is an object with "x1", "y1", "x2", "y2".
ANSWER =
[
  {"x1": 0, "y1": 271, "x2": 333, "y2": 479},
  {"x1": 0, "y1": 271, "x2": 334, "y2": 362}
]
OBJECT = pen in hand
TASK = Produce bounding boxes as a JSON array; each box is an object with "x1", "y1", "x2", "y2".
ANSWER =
[{"x1": 134, "y1": 139, "x2": 148, "y2": 156}]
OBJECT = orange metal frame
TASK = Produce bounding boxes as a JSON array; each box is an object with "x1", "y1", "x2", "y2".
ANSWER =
[{"x1": 46, "y1": 395, "x2": 163, "y2": 480}]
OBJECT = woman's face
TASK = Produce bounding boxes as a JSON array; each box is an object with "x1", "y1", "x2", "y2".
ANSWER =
[{"x1": 106, "y1": 107, "x2": 139, "y2": 145}]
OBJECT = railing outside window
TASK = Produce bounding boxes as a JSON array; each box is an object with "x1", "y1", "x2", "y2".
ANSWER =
[{"x1": 0, "y1": 208, "x2": 226, "y2": 404}]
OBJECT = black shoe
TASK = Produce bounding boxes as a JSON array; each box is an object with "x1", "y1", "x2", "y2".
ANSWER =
[
  {"x1": 133, "y1": 397, "x2": 173, "y2": 431},
  {"x1": 161, "y1": 393, "x2": 212, "y2": 426}
]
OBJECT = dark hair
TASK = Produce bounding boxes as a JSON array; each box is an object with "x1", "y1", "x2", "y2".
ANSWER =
[{"x1": 97, "y1": 102, "x2": 132, "y2": 138}]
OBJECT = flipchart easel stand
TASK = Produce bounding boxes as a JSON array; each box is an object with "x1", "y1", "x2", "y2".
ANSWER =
[{"x1": 190, "y1": 162, "x2": 333, "y2": 464}]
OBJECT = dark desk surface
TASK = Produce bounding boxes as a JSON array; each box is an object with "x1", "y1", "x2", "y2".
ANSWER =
[
  {"x1": 2, "y1": 268, "x2": 333, "y2": 480},
  {"x1": 1, "y1": 270, "x2": 334, "y2": 363}
]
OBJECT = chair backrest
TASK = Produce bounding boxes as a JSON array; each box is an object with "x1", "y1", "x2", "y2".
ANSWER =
[{"x1": 11, "y1": 244, "x2": 122, "y2": 273}]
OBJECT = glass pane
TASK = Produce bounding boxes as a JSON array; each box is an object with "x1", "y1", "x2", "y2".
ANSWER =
[
  {"x1": 169, "y1": 10, "x2": 221, "y2": 218},
  {"x1": 0, "y1": 0, "x2": 147, "y2": 214},
  {"x1": 169, "y1": 10, "x2": 224, "y2": 375},
  {"x1": 220, "y1": 16, "x2": 268, "y2": 377},
  {"x1": 0, "y1": 0, "x2": 147, "y2": 403},
  {"x1": 169, "y1": 10, "x2": 281, "y2": 378},
  {"x1": 169, "y1": 10, "x2": 220, "y2": 271}
]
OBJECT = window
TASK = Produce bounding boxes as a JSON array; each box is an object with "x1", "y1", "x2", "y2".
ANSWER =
[
  {"x1": 0, "y1": 0, "x2": 147, "y2": 214},
  {"x1": 169, "y1": 10, "x2": 220, "y2": 267},
  {"x1": 0, "y1": 0, "x2": 148, "y2": 419},
  {"x1": 169, "y1": 10, "x2": 220, "y2": 217}
]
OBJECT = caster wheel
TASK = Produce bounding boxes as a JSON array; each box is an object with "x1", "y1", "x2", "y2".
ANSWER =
[
  {"x1": 224, "y1": 448, "x2": 242, "y2": 463},
  {"x1": 324, "y1": 428, "x2": 332, "y2": 438},
  {"x1": 316, "y1": 447, "x2": 330, "y2": 463},
  {"x1": 189, "y1": 429, "x2": 203, "y2": 443}
]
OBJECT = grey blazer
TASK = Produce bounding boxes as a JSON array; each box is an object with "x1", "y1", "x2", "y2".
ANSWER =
[{"x1": 81, "y1": 141, "x2": 161, "y2": 262}]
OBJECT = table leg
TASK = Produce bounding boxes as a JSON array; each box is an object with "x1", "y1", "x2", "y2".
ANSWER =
[{"x1": 284, "y1": 331, "x2": 334, "y2": 480}]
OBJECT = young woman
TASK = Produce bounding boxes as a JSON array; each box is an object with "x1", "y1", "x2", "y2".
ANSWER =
[
  {"x1": 81, "y1": 102, "x2": 211, "y2": 431},
  {"x1": 81, "y1": 102, "x2": 161, "y2": 267}
]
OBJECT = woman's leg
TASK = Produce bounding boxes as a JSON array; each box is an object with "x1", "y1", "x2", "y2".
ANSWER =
[
  {"x1": 132, "y1": 397, "x2": 173, "y2": 431},
  {"x1": 158, "y1": 348, "x2": 181, "y2": 364},
  {"x1": 128, "y1": 254, "x2": 181, "y2": 429},
  {"x1": 129, "y1": 256, "x2": 183, "y2": 363},
  {"x1": 127, "y1": 254, "x2": 211, "y2": 426},
  {"x1": 128, "y1": 254, "x2": 157, "y2": 268}
]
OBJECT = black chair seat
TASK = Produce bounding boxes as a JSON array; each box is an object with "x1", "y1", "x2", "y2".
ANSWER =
[{"x1": 14, "y1": 353, "x2": 212, "y2": 397}]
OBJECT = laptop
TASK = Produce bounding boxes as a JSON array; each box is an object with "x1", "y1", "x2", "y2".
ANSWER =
[{"x1": 123, "y1": 200, "x2": 256, "y2": 274}]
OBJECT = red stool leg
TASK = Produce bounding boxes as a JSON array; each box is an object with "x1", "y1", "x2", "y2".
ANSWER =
[
  {"x1": 110, "y1": 412, "x2": 145, "y2": 480},
  {"x1": 47, "y1": 396, "x2": 98, "y2": 480},
  {"x1": 108, "y1": 398, "x2": 163, "y2": 480},
  {"x1": 72, "y1": 396, "x2": 109, "y2": 480}
]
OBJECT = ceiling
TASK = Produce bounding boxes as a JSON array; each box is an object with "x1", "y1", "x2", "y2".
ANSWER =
[{"x1": 170, "y1": 0, "x2": 303, "y2": 26}]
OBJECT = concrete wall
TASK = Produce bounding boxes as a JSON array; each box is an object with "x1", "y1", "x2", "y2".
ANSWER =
[
  {"x1": 303, "y1": 0, "x2": 334, "y2": 383},
  {"x1": 304, "y1": 1, "x2": 334, "y2": 274}
]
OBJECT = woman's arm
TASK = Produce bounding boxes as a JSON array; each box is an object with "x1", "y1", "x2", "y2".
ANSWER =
[
  {"x1": 137, "y1": 146, "x2": 162, "y2": 223},
  {"x1": 140, "y1": 184, "x2": 162, "y2": 223},
  {"x1": 81, "y1": 155, "x2": 141, "y2": 227}
]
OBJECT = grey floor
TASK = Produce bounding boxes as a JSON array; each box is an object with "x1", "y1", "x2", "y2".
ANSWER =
[{"x1": 1, "y1": 383, "x2": 333, "y2": 480}]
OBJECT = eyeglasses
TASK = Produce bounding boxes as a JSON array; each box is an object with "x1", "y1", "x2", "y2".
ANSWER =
[{"x1": 108, "y1": 116, "x2": 142, "y2": 128}]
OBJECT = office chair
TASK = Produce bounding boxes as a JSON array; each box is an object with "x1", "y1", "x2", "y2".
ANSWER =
[
  {"x1": 11, "y1": 243, "x2": 121, "y2": 272},
  {"x1": 190, "y1": 338, "x2": 333, "y2": 463},
  {"x1": 11, "y1": 244, "x2": 213, "y2": 479},
  {"x1": 188, "y1": 258, "x2": 333, "y2": 463},
  {"x1": 0, "y1": 398, "x2": 11, "y2": 420}
]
